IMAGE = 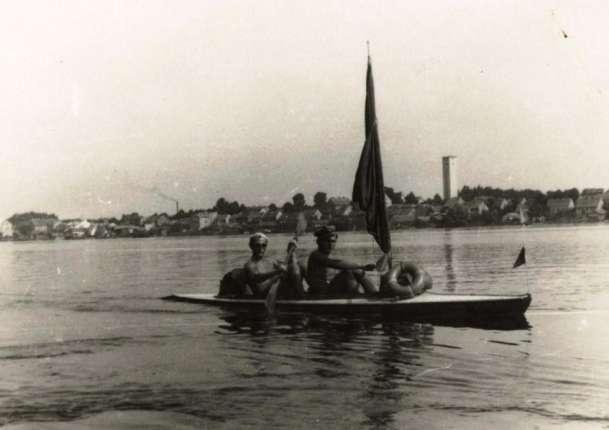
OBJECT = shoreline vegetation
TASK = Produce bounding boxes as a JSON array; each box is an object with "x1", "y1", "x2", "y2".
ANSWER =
[{"x1": 2, "y1": 186, "x2": 608, "y2": 241}]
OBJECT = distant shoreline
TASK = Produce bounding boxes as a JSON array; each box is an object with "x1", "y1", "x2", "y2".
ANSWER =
[{"x1": 2, "y1": 219, "x2": 606, "y2": 243}]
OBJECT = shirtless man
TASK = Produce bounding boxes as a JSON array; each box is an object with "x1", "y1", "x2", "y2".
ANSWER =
[
  {"x1": 306, "y1": 226, "x2": 377, "y2": 297},
  {"x1": 243, "y1": 232, "x2": 304, "y2": 299}
]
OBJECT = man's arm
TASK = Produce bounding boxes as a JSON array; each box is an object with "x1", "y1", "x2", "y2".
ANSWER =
[{"x1": 313, "y1": 253, "x2": 375, "y2": 271}]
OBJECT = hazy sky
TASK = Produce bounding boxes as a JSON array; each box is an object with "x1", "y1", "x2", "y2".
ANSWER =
[{"x1": 2, "y1": 1, "x2": 609, "y2": 220}]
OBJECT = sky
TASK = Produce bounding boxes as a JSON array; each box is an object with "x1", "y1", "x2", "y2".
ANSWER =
[{"x1": 2, "y1": 0, "x2": 609, "y2": 220}]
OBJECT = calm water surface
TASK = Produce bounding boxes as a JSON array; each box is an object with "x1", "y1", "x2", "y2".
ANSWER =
[{"x1": 1, "y1": 225, "x2": 609, "y2": 429}]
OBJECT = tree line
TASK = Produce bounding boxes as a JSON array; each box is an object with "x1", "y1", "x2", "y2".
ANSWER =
[
  {"x1": 5, "y1": 186, "x2": 587, "y2": 224},
  {"x1": 209, "y1": 186, "x2": 581, "y2": 216}
]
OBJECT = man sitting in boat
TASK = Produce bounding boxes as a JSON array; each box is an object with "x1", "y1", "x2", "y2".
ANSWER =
[
  {"x1": 243, "y1": 232, "x2": 305, "y2": 299},
  {"x1": 306, "y1": 226, "x2": 377, "y2": 297}
]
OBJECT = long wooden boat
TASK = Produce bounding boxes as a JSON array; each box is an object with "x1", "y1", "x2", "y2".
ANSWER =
[{"x1": 163, "y1": 292, "x2": 531, "y2": 321}]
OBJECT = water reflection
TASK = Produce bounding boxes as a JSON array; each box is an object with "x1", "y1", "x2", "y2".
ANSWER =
[
  {"x1": 361, "y1": 322, "x2": 434, "y2": 428},
  {"x1": 216, "y1": 308, "x2": 530, "y2": 334},
  {"x1": 215, "y1": 309, "x2": 527, "y2": 428},
  {"x1": 443, "y1": 230, "x2": 457, "y2": 292}
]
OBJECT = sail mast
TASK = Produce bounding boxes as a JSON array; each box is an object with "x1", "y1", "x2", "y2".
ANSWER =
[{"x1": 352, "y1": 45, "x2": 392, "y2": 259}]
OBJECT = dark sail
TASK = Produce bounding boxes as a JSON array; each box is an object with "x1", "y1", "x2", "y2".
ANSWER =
[{"x1": 352, "y1": 56, "x2": 391, "y2": 254}]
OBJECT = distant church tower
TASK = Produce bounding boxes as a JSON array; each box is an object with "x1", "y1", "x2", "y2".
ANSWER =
[{"x1": 442, "y1": 156, "x2": 458, "y2": 201}]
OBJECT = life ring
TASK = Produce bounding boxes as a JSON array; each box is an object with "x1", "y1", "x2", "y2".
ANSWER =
[{"x1": 380, "y1": 261, "x2": 433, "y2": 298}]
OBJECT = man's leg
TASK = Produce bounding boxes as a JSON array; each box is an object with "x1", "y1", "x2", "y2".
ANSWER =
[
  {"x1": 328, "y1": 271, "x2": 360, "y2": 296},
  {"x1": 352, "y1": 269, "x2": 378, "y2": 295},
  {"x1": 279, "y1": 252, "x2": 305, "y2": 299}
]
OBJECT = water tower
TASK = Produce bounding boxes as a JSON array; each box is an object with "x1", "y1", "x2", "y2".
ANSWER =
[{"x1": 442, "y1": 156, "x2": 458, "y2": 201}]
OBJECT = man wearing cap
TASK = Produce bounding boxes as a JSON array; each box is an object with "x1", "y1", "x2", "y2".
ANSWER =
[
  {"x1": 306, "y1": 226, "x2": 377, "y2": 297},
  {"x1": 243, "y1": 232, "x2": 304, "y2": 299}
]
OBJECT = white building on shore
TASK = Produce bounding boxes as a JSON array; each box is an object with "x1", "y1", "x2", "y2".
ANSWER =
[{"x1": 1, "y1": 220, "x2": 14, "y2": 238}]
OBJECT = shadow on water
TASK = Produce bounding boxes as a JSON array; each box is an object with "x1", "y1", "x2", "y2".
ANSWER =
[
  {"x1": 216, "y1": 309, "x2": 437, "y2": 428},
  {"x1": 354, "y1": 320, "x2": 436, "y2": 428},
  {"x1": 214, "y1": 308, "x2": 532, "y2": 428},
  {"x1": 217, "y1": 308, "x2": 530, "y2": 336},
  {"x1": 215, "y1": 308, "x2": 530, "y2": 425}
]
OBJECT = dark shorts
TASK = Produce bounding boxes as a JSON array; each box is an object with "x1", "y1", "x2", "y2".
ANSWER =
[{"x1": 307, "y1": 271, "x2": 354, "y2": 296}]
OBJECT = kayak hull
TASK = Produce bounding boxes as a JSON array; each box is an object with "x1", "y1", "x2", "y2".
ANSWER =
[{"x1": 163, "y1": 292, "x2": 531, "y2": 321}]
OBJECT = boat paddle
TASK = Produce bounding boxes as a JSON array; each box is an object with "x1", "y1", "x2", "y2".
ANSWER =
[{"x1": 265, "y1": 212, "x2": 307, "y2": 316}]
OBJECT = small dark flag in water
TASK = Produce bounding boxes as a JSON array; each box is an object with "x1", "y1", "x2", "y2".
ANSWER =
[{"x1": 513, "y1": 247, "x2": 526, "y2": 268}]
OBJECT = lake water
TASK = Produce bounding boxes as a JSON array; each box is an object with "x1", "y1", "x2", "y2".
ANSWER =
[{"x1": 1, "y1": 225, "x2": 609, "y2": 429}]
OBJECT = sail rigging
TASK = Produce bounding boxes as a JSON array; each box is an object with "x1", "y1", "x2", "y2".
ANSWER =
[{"x1": 352, "y1": 53, "x2": 392, "y2": 257}]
